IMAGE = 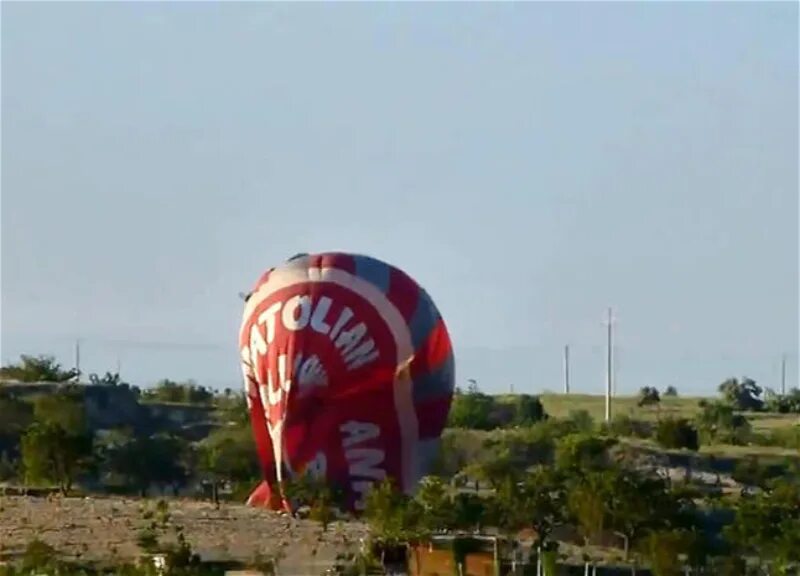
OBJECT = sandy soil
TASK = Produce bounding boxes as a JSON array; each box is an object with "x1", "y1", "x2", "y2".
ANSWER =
[{"x1": 0, "y1": 495, "x2": 368, "y2": 574}]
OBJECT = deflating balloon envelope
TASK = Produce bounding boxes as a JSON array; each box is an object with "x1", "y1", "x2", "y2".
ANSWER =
[{"x1": 238, "y1": 252, "x2": 455, "y2": 512}]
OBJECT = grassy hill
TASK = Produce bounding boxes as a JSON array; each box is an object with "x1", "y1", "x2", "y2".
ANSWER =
[{"x1": 534, "y1": 392, "x2": 798, "y2": 433}]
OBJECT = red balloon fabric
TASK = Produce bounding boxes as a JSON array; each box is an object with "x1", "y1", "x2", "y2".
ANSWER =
[{"x1": 239, "y1": 252, "x2": 455, "y2": 512}]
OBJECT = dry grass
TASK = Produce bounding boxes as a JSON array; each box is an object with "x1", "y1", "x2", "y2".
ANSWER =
[
  {"x1": 537, "y1": 393, "x2": 798, "y2": 432},
  {"x1": 697, "y1": 443, "x2": 800, "y2": 459},
  {"x1": 745, "y1": 412, "x2": 799, "y2": 433},
  {"x1": 537, "y1": 393, "x2": 704, "y2": 421},
  {"x1": 0, "y1": 495, "x2": 366, "y2": 571}
]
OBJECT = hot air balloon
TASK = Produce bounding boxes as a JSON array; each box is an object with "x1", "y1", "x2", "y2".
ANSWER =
[{"x1": 238, "y1": 252, "x2": 454, "y2": 513}]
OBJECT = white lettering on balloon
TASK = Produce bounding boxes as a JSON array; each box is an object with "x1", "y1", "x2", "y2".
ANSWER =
[
  {"x1": 340, "y1": 420, "x2": 386, "y2": 510},
  {"x1": 240, "y1": 295, "x2": 381, "y2": 402},
  {"x1": 240, "y1": 295, "x2": 385, "y2": 498}
]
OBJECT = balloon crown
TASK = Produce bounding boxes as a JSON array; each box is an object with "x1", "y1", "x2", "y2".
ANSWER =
[{"x1": 286, "y1": 252, "x2": 309, "y2": 262}]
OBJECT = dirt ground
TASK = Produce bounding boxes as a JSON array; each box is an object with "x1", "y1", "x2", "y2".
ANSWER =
[{"x1": 0, "y1": 495, "x2": 368, "y2": 574}]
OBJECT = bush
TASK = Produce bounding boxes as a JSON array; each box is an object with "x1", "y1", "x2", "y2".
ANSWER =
[
  {"x1": 140, "y1": 379, "x2": 214, "y2": 405},
  {"x1": 718, "y1": 378, "x2": 763, "y2": 412},
  {"x1": 563, "y1": 410, "x2": 595, "y2": 434},
  {"x1": 606, "y1": 414, "x2": 653, "y2": 439},
  {"x1": 695, "y1": 401, "x2": 752, "y2": 445},
  {"x1": 448, "y1": 388, "x2": 548, "y2": 430},
  {"x1": 448, "y1": 387, "x2": 494, "y2": 430},
  {"x1": 509, "y1": 394, "x2": 547, "y2": 426},
  {"x1": 731, "y1": 457, "x2": 791, "y2": 490},
  {"x1": 655, "y1": 418, "x2": 699, "y2": 451},
  {"x1": 20, "y1": 539, "x2": 59, "y2": 572},
  {"x1": 555, "y1": 433, "x2": 616, "y2": 470},
  {"x1": 762, "y1": 426, "x2": 800, "y2": 450},
  {"x1": 638, "y1": 386, "x2": 661, "y2": 407},
  {"x1": 764, "y1": 389, "x2": 800, "y2": 414}
]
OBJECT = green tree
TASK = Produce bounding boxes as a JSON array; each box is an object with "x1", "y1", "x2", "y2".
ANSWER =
[
  {"x1": 606, "y1": 468, "x2": 683, "y2": 560},
  {"x1": 20, "y1": 422, "x2": 93, "y2": 494},
  {"x1": 509, "y1": 394, "x2": 547, "y2": 426},
  {"x1": 718, "y1": 377, "x2": 763, "y2": 411},
  {"x1": 363, "y1": 478, "x2": 422, "y2": 551},
  {"x1": 0, "y1": 354, "x2": 78, "y2": 382},
  {"x1": 638, "y1": 529, "x2": 695, "y2": 576},
  {"x1": 141, "y1": 379, "x2": 214, "y2": 405},
  {"x1": 465, "y1": 450, "x2": 518, "y2": 491},
  {"x1": 447, "y1": 383, "x2": 494, "y2": 430},
  {"x1": 197, "y1": 424, "x2": 259, "y2": 504},
  {"x1": 638, "y1": 386, "x2": 661, "y2": 408},
  {"x1": 655, "y1": 418, "x2": 699, "y2": 451},
  {"x1": 103, "y1": 433, "x2": 191, "y2": 496},
  {"x1": 451, "y1": 492, "x2": 487, "y2": 532},
  {"x1": 555, "y1": 433, "x2": 615, "y2": 471},
  {"x1": 19, "y1": 391, "x2": 93, "y2": 494},
  {"x1": 663, "y1": 386, "x2": 679, "y2": 397},
  {"x1": 567, "y1": 471, "x2": 611, "y2": 546},
  {"x1": 515, "y1": 466, "x2": 565, "y2": 547},
  {"x1": 725, "y1": 481, "x2": 800, "y2": 573},
  {"x1": 218, "y1": 393, "x2": 250, "y2": 425},
  {"x1": 306, "y1": 481, "x2": 344, "y2": 531},
  {"x1": 764, "y1": 388, "x2": 800, "y2": 414},
  {"x1": 695, "y1": 401, "x2": 751, "y2": 445},
  {"x1": 413, "y1": 476, "x2": 453, "y2": 534},
  {"x1": 563, "y1": 409, "x2": 595, "y2": 433},
  {"x1": 33, "y1": 391, "x2": 88, "y2": 435}
]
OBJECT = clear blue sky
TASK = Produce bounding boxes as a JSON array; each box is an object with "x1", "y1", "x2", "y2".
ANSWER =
[{"x1": 2, "y1": 2, "x2": 797, "y2": 396}]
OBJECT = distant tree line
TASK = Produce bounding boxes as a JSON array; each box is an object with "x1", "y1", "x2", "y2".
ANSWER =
[
  {"x1": 447, "y1": 381, "x2": 547, "y2": 430},
  {"x1": 0, "y1": 384, "x2": 258, "y2": 501}
]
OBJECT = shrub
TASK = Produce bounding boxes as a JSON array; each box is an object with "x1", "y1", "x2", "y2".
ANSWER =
[
  {"x1": 509, "y1": 394, "x2": 547, "y2": 426},
  {"x1": 606, "y1": 414, "x2": 653, "y2": 439},
  {"x1": 638, "y1": 386, "x2": 661, "y2": 407},
  {"x1": 764, "y1": 426, "x2": 800, "y2": 450},
  {"x1": 563, "y1": 410, "x2": 595, "y2": 434},
  {"x1": 764, "y1": 389, "x2": 800, "y2": 414},
  {"x1": 731, "y1": 457, "x2": 791, "y2": 490},
  {"x1": 695, "y1": 401, "x2": 752, "y2": 446},
  {"x1": 555, "y1": 433, "x2": 616, "y2": 470},
  {"x1": 655, "y1": 418, "x2": 699, "y2": 451}
]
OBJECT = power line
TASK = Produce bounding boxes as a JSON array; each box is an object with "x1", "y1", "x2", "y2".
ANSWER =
[{"x1": 66, "y1": 336, "x2": 232, "y2": 352}]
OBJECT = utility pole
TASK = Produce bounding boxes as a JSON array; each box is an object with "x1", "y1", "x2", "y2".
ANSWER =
[
  {"x1": 781, "y1": 353, "x2": 787, "y2": 396},
  {"x1": 604, "y1": 308, "x2": 614, "y2": 422},
  {"x1": 74, "y1": 339, "x2": 81, "y2": 381},
  {"x1": 563, "y1": 345, "x2": 570, "y2": 394},
  {"x1": 613, "y1": 346, "x2": 618, "y2": 398}
]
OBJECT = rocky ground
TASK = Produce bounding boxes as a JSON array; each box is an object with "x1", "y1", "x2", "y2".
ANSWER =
[{"x1": 0, "y1": 495, "x2": 368, "y2": 574}]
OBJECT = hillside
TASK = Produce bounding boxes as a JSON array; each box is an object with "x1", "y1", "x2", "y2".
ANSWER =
[
  {"x1": 536, "y1": 393, "x2": 798, "y2": 433},
  {"x1": 2, "y1": 356, "x2": 799, "y2": 573}
]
